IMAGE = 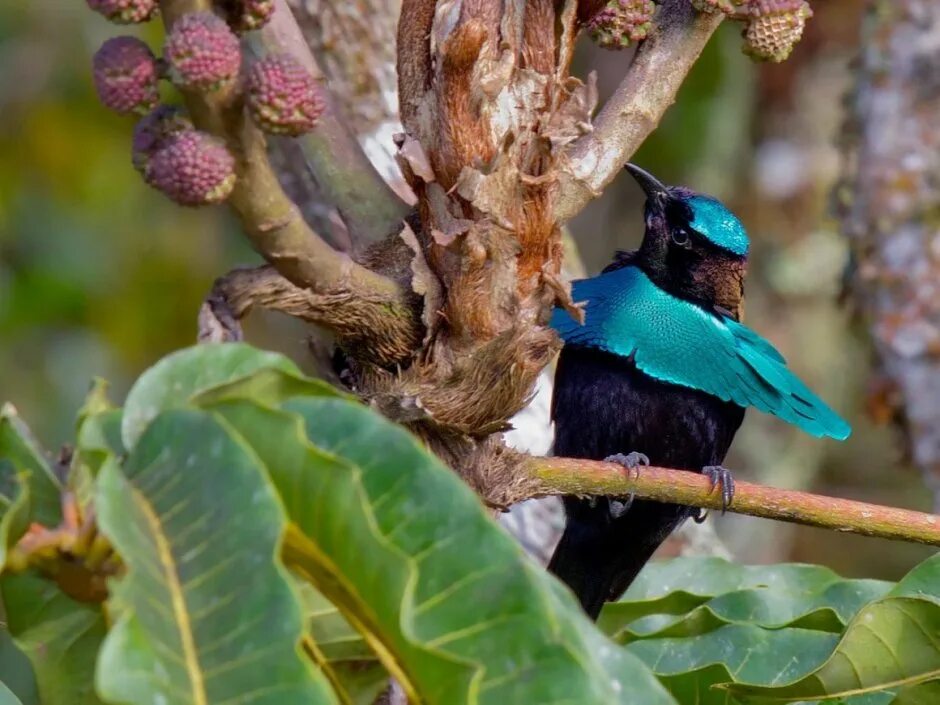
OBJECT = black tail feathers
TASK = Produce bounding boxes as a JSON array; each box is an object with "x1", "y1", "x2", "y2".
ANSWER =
[{"x1": 547, "y1": 497, "x2": 681, "y2": 620}]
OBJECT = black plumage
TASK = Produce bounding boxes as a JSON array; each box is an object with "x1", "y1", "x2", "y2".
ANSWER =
[
  {"x1": 547, "y1": 343, "x2": 744, "y2": 619},
  {"x1": 546, "y1": 165, "x2": 849, "y2": 620}
]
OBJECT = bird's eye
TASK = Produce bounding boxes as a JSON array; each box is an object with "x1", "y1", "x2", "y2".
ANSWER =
[{"x1": 672, "y1": 228, "x2": 691, "y2": 247}]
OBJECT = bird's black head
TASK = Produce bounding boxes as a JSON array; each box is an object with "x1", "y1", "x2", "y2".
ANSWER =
[{"x1": 614, "y1": 164, "x2": 750, "y2": 320}]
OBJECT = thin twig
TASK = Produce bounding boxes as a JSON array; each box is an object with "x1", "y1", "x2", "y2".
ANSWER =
[
  {"x1": 525, "y1": 456, "x2": 940, "y2": 546},
  {"x1": 555, "y1": 1, "x2": 724, "y2": 223}
]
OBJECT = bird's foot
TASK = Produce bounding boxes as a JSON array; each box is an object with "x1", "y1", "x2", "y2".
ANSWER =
[
  {"x1": 694, "y1": 465, "x2": 736, "y2": 522},
  {"x1": 603, "y1": 452, "x2": 650, "y2": 519}
]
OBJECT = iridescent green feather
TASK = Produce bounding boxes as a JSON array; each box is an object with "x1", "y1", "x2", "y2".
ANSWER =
[{"x1": 551, "y1": 266, "x2": 851, "y2": 440}]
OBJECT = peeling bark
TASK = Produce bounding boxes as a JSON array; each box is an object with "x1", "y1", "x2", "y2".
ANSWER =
[{"x1": 840, "y1": 0, "x2": 940, "y2": 508}]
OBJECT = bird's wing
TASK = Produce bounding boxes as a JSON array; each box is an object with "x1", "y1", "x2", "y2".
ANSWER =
[{"x1": 551, "y1": 266, "x2": 851, "y2": 440}]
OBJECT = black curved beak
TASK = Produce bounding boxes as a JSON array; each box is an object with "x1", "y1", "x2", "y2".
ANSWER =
[{"x1": 625, "y1": 163, "x2": 669, "y2": 206}]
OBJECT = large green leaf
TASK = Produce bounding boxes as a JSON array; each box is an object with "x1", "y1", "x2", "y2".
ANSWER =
[
  {"x1": 890, "y1": 680, "x2": 940, "y2": 704},
  {"x1": 725, "y1": 554, "x2": 940, "y2": 703},
  {"x1": 627, "y1": 624, "x2": 840, "y2": 705},
  {"x1": 120, "y1": 343, "x2": 303, "y2": 448},
  {"x1": 0, "y1": 404, "x2": 61, "y2": 530},
  {"x1": 0, "y1": 681, "x2": 23, "y2": 705},
  {"x1": 208, "y1": 395, "x2": 676, "y2": 705},
  {"x1": 95, "y1": 410, "x2": 337, "y2": 705},
  {"x1": 601, "y1": 558, "x2": 891, "y2": 642},
  {"x1": 0, "y1": 619, "x2": 38, "y2": 705},
  {"x1": 0, "y1": 572, "x2": 105, "y2": 705}
]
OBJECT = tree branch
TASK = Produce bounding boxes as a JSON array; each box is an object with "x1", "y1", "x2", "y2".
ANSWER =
[
  {"x1": 197, "y1": 265, "x2": 421, "y2": 367},
  {"x1": 159, "y1": 1, "x2": 422, "y2": 364},
  {"x1": 554, "y1": 1, "x2": 724, "y2": 223},
  {"x1": 252, "y1": 0, "x2": 412, "y2": 247},
  {"x1": 520, "y1": 456, "x2": 940, "y2": 547}
]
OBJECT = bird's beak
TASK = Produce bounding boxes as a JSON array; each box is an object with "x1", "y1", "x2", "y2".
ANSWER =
[{"x1": 624, "y1": 163, "x2": 669, "y2": 207}]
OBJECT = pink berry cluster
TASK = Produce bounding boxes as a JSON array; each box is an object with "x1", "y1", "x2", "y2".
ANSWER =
[
  {"x1": 87, "y1": 0, "x2": 157, "y2": 24},
  {"x1": 587, "y1": 0, "x2": 656, "y2": 49},
  {"x1": 93, "y1": 36, "x2": 160, "y2": 115},
  {"x1": 219, "y1": 0, "x2": 276, "y2": 33},
  {"x1": 247, "y1": 54, "x2": 325, "y2": 137},
  {"x1": 689, "y1": 0, "x2": 744, "y2": 15},
  {"x1": 132, "y1": 106, "x2": 236, "y2": 207},
  {"x1": 85, "y1": 1, "x2": 326, "y2": 207},
  {"x1": 164, "y1": 12, "x2": 241, "y2": 91}
]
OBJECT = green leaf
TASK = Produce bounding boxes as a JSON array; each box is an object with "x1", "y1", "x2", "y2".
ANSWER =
[
  {"x1": 726, "y1": 554, "x2": 940, "y2": 703},
  {"x1": 0, "y1": 404, "x2": 61, "y2": 529},
  {"x1": 121, "y1": 343, "x2": 302, "y2": 448},
  {"x1": 0, "y1": 617, "x2": 38, "y2": 705},
  {"x1": 601, "y1": 558, "x2": 891, "y2": 642},
  {"x1": 0, "y1": 681, "x2": 23, "y2": 705},
  {"x1": 76, "y1": 377, "x2": 114, "y2": 432},
  {"x1": 0, "y1": 474, "x2": 29, "y2": 572},
  {"x1": 208, "y1": 396, "x2": 676, "y2": 705},
  {"x1": 190, "y1": 366, "x2": 345, "y2": 408},
  {"x1": 95, "y1": 409, "x2": 338, "y2": 705},
  {"x1": 627, "y1": 624, "x2": 840, "y2": 705},
  {"x1": 0, "y1": 572, "x2": 106, "y2": 705},
  {"x1": 890, "y1": 680, "x2": 940, "y2": 704},
  {"x1": 77, "y1": 409, "x2": 125, "y2": 463},
  {"x1": 296, "y1": 582, "x2": 388, "y2": 705}
]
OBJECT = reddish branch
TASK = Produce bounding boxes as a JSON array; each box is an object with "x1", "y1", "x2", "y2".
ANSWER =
[{"x1": 524, "y1": 457, "x2": 940, "y2": 546}]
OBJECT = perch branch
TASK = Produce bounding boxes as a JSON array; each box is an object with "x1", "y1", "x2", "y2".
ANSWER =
[
  {"x1": 159, "y1": 1, "x2": 422, "y2": 363},
  {"x1": 252, "y1": 0, "x2": 411, "y2": 247},
  {"x1": 554, "y1": 0, "x2": 724, "y2": 223},
  {"x1": 522, "y1": 456, "x2": 940, "y2": 546}
]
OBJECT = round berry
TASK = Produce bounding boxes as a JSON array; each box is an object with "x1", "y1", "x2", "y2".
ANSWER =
[
  {"x1": 221, "y1": 0, "x2": 275, "y2": 33},
  {"x1": 86, "y1": 0, "x2": 157, "y2": 24},
  {"x1": 690, "y1": 0, "x2": 744, "y2": 15},
  {"x1": 587, "y1": 0, "x2": 656, "y2": 50},
  {"x1": 131, "y1": 105, "x2": 193, "y2": 175},
  {"x1": 246, "y1": 54, "x2": 324, "y2": 136},
  {"x1": 147, "y1": 130, "x2": 236, "y2": 206},
  {"x1": 164, "y1": 12, "x2": 241, "y2": 91},
  {"x1": 92, "y1": 36, "x2": 160, "y2": 115},
  {"x1": 744, "y1": 0, "x2": 813, "y2": 62}
]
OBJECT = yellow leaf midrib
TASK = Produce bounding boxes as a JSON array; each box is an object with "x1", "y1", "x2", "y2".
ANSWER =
[{"x1": 131, "y1": 483, "x2": 208, "y2": 705}]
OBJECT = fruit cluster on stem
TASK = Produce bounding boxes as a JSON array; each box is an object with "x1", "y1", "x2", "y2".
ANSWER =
[
  {"x1": 85, "y1": 0, "x2": 326, "y2": 207},
  {"x1": 586, "y1": 0, "x2": 813, "y2": 63}
]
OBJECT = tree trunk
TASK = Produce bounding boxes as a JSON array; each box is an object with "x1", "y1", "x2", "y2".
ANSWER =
[{"x1": 840, "y1": 0, "x2": 940, "y2": 510}]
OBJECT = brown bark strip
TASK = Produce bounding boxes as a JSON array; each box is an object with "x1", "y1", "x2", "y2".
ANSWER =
[
  {"x1": 397, "y1": 0, "x2": 437, "y2": 132},
  {"x1": 524, "y1": 457, "x2": 940, "y2": 546}
]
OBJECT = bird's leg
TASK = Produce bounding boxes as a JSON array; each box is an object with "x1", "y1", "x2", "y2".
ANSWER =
[
  {"x1": 603, "y1": 452, "x2": 650, "y2": 519},
  {"x1": 693, "y1": 465, "x2": 736, "y2": 522}
]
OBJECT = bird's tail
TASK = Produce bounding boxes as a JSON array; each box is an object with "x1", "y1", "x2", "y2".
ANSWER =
[{"x1": 547, "y1": 497, "x2": 679, "y2": 620}]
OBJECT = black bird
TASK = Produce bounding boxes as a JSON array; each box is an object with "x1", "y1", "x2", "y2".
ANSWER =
[{"x1": 546, "y1": 165, "x2": 851, "y2": 620}]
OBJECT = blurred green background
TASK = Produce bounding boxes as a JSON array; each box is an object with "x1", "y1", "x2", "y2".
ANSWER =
[{"x1": 0, "y1": 2, "x2": 932, "y2": 577}]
